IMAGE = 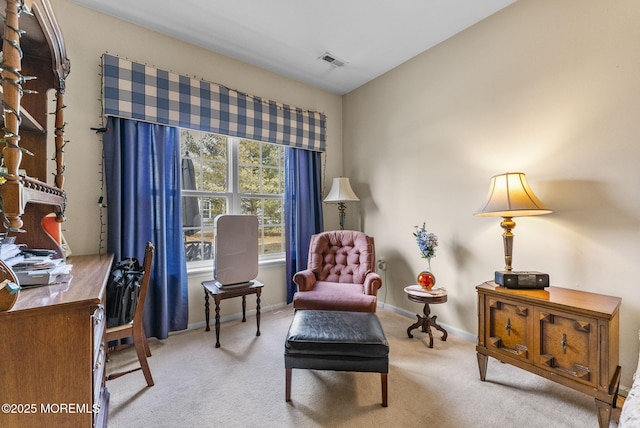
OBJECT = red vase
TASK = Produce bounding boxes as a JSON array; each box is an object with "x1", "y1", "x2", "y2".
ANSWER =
[{"x1": 417, "y1": 270, "x2": 436, "y2": 290}]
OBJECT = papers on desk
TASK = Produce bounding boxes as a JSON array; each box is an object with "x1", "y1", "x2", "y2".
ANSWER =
[
  {"x1": 3, "y1": 254, "x2": 24, "y2": 267},
  {"x1": 0, "y1": 242, "x2": 22, "y2": 260},
  {"x1": 0, "y1": 244, "x2": 73, "y2": 286},
  {"x1": 11, "y1": 256, "x2": 73, "y2": 286}
]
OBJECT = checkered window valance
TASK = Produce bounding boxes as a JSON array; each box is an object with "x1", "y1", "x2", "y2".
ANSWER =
[{"x1": 102, "y1": 54, "x2": 326, "y2": 152}]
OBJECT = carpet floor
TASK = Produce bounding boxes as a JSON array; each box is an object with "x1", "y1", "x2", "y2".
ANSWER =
[{"x1": 106, "y1": 307, "x2": 620, "y2": 427}]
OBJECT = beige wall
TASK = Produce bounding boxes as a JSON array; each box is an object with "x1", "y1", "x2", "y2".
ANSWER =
[
  {"x1": 54, "y1": 1, "x2": 342, "y2": 323},
  {"x1": 343, "y1": 0, "x2": 640, "y2": 388}
]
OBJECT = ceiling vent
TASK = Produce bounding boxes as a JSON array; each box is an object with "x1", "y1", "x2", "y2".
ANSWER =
[{"x1": 319, "y1": 52, "x2": 346, "y2": 67}]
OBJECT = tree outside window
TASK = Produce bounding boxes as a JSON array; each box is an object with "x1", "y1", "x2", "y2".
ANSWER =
[{"x1": 181, "y1": 130, "x2": 284, "y2": 263}]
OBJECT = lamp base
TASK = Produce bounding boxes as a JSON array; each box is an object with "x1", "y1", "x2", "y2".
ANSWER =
[
  {"x1": 337, "y1": 202, "x2": 346, "y2": 230},
  {"x1": 495, "y1": 270, "x2": 549, "y2": 289}
]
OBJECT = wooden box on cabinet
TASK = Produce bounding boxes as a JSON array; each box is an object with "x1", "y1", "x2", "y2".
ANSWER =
[
  {"x1": 476, "y1": 281, "x2": 621, "y2": 428},
  {"x1": 0, "y1": 254, "x2": 113, "y2": 428}
]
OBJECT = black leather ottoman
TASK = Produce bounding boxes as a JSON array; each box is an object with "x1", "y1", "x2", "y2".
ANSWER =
[{"x1": 284, "y1": 310, "x2": 389, "y2": 407}]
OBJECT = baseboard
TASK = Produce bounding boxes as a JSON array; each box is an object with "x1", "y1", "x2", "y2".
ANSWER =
[
  {"x1": 377, "y1": 301, "x2": 477, "y2": 343},
  {"x1": 182, "y1": 300, "x2": 476, "y2": 342},
  {"x1": 184, "y1": 301, "x2": 289, "y2": 332}
]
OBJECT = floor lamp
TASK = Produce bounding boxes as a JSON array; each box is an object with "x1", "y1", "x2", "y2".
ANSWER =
[{"x1": 324, "y1": 177, "x2": 360, "y2": 230}]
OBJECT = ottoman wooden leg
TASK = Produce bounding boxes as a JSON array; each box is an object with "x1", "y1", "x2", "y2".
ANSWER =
[
  {"x1": 285, "y1": 368, "x2": 292, "y2": 402},
  {"x1": 381, "y1": 373, "x2": 388, "y2": 407}
]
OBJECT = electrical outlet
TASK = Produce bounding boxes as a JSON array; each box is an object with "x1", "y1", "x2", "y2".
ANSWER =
[{"x1": 377, "y1": 259, "x2": 387, "y2": 271}]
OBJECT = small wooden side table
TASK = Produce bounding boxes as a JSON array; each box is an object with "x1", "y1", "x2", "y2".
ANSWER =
[
  {"x1": 404, "y1": 285, "x2": 448, "y2": 348},
  {"x1": 202, "y1": 280, "x2": 264, "y2": 348}
]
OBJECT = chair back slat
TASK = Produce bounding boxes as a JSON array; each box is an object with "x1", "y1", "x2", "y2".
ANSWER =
[{"x1": 133, "y1": 242, "x2": 154, "y2": 324}]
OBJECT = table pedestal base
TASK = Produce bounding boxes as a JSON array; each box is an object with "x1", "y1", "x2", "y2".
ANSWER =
[{"x1": 407, "y1": 302, "x2": 448, "y2": 348}]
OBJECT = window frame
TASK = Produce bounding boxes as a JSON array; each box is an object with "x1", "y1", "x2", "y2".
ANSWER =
[{"x1": 181, "y1": 129, "x2": 285, "y2": 270}]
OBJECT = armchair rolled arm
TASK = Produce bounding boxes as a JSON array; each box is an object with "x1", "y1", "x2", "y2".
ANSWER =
[
  {"x1": 363, "y1": 272, "x2": 382, "y2": 296},
  {"x1": 293, "y1": 269, "x2": 317, "y2": 292}
]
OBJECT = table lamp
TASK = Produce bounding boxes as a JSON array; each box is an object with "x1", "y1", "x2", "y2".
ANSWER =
[
  {"x1": 324, "y1": 177, "x2": 360, "y2": 230},
  {"x1": 474, "y1": 172, "x2": 552, "y2": 272}
]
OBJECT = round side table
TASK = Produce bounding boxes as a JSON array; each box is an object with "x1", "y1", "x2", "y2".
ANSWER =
[{"x1": 404, "y1": 285, "x2": 449, "y2": 348}]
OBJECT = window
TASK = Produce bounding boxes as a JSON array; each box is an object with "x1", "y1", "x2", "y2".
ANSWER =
[{"x1": 181, "y1": 130, "x2": 285, "y2": 264}]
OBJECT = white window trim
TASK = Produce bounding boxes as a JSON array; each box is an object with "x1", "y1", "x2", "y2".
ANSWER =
[{"x1": 182, "y1": 131, "x2": 285, "y2": 265}]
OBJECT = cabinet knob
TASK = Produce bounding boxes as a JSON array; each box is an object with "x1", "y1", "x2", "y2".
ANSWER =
[
  {"x1": 505, "y1": 318, "x2": 511, "y2": 336},
  {"x1": 561, "y1": 333, "x2": 567, "y2": 354}
]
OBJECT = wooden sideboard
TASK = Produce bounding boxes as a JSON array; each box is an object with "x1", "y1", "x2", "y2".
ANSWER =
[
  {"x1": 476, "y1": 281, "x2": 621, "y2": 428},
  {"x1": 0, "y1": 254, "x2": 113, "y2": 428}
]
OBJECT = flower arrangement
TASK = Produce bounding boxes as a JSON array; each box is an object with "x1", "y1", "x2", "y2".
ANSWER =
[{"x1": 413, "y1": 222, "x2": 438, "y2": 259}]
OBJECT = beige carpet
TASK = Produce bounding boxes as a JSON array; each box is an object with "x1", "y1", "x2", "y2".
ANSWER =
[{"x1": 106, "y1": 307, "x2": 618, "y2": 427}]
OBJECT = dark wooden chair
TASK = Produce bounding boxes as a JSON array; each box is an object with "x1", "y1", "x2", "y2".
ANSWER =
[{"x1": 105, "y1": 242, "x2": 155, "y2": 386}]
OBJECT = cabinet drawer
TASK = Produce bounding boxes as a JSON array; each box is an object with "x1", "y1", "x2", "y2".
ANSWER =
[
  {"x1": 93, "y1": 304, "x2": 105, "y2": 365},
  {"x1": 534, "y1": 307, "x2": 597, "y2": 387},
  {"x1": 485, "y1": 297, "x2": 533, "y2": 362},
  {"x1": 93, "y1": 342, "x2": 106, "y2": 405}
]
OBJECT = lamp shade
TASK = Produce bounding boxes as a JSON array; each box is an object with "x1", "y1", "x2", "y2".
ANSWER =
[
  {"x1": 474, "y1": 172, "x2": 551, "y2": 217},
  {"x1": 324, "y1": 177, "x2": 360, "y2": 203}
]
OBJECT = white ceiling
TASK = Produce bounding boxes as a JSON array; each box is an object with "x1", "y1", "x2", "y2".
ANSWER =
[{"x1": 69, "y1": 0, "x2": 517, "y2": 95}]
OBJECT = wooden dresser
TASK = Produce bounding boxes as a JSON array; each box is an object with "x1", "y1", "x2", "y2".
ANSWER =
[
  {"x1": 476, "y1": 281, "x2": 621, "y2": 428},
  {"x1": 0, "y1": 254, "x2": 113, "y2": 428}
]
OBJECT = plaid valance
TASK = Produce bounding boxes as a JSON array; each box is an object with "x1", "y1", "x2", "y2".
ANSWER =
[{"x1": 102, "y1": 54, "x2": 326, "y2": 152}]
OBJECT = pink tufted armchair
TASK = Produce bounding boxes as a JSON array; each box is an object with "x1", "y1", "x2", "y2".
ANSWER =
[{"x1": 292, "y1": 230, "x2": 383, "y2": 313}]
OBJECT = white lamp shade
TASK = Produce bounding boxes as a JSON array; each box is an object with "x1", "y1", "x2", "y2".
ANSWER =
[
  {"x1": 475, "y1": 172, "x2": 551, "y2": 217},
  {"x1": 324, "y1": 177, "x2": 360, "y2": 203}
]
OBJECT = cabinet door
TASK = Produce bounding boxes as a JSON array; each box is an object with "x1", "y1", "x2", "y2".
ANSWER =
[
  {"x1": 485, "y1": 297, "x2": 533, "y2": 362},
  {"x1": 534, "y1": 307, "x2": 597, "y2": 387}
]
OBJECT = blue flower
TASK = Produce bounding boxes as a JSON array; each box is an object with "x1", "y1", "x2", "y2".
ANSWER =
[{"x1": 413, "y1": 223, "x2": 438, "y2": 259}]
